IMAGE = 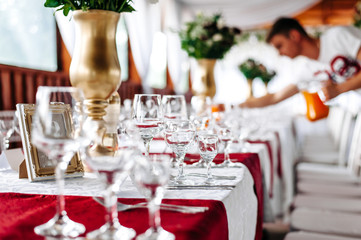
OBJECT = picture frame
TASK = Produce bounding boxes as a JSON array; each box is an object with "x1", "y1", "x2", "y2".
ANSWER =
[{"x1": 16, "y1": 103, "x2": 84, "y2": 182}]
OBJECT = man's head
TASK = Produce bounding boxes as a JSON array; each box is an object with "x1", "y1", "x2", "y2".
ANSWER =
[{"x1": 266, "y1": 17, "x2": 311, "y2": 58}]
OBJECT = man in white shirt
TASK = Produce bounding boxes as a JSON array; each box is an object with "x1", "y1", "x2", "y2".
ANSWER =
[{"x1": 241, "y1": 17, "x2": 361, "y2": 108}]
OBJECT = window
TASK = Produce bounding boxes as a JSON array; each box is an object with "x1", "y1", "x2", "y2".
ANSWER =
[{"x1": 0, "y1": 0, "x2": 57, "y2": 71}]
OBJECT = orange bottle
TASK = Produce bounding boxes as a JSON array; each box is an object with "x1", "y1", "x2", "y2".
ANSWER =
[{"x1": 302, "y1": 91, "x2": 329, "y2": 121}]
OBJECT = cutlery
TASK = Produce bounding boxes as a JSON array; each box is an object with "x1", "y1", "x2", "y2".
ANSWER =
[
  {"x1": 93, "y1": 197, "x2": 208, "y2": 213},
  {"x1": 186, "y1": 173, "x2": 236, "y2": 180},
  {"x1": 167, "y1": 185, "x2": 235, "y2": 190}
]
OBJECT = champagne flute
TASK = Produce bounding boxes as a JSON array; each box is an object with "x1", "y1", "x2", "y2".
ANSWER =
[
  {"x1": 133, "y1": 154, "x2": 175, "y2": 240},
  {"x1": 84, "y1": 131, "x2": 139, "y2": 240},
  {"x1": 133, "y1": 94, "x2": 163, "y2": 157},
  {"x1": 164, "y1": 120, "x2": 195, "y2": 185},
  {"x1": 197, "y1": 132, "x2": 218, "y2": 184},
  {"x1": 31, "y1": 86, "x2": 88, "y2": 238}
]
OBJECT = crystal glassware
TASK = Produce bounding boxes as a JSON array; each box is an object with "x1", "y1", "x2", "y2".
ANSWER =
[
  {"x1": 161, "y1": 95, "x2": 188, "y2": 120},
  {"x1": 217, "y1": 125, "x2": 240, "y2": 167},
  {"x1": 133, "y1": 154, "x2": 175, "y2": 240},
  {"x1": 31, "y1": 86, "x2": 88, "y2": 238},
  {"x1": 162, "y1": 95, "x2": 188, "y2": 167},
  {"x1": 164, "y1": 120, "x2": 195, "y2": 185},
  {"x1": 84, "y1": 131, "x2": 139, "y2": 240},
  {"x1": 132, "y1": 94, "x2": 163, "y2": 157},
  {"x1": 197, "y1": 132, "x2": 219, "y2": 184},
  {"x1": 0, "y1": 111, "x2": 19, "y2": 152}
]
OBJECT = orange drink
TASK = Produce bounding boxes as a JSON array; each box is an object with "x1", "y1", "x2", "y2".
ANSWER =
[{"x1": 302, "y1": 91, "x2": 329, "y2": 121}]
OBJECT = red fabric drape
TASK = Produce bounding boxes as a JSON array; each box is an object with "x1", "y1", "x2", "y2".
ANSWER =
[{"x1": 0, "y1": 193, "x2": 228, "y2": 240}]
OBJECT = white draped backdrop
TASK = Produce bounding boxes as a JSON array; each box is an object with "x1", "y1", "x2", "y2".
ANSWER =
[{"x1": 55, "y1": 0, "x2": 321, "y2": 106}]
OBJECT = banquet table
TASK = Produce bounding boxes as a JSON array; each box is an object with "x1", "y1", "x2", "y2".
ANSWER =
[{"x1": 0, "y1": 152, "x2": 262, "y2": 240}]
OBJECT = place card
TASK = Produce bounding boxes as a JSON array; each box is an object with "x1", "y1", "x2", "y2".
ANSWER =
[{"x1": 0, "y1": 148, "x2": 27, "y2": 178}]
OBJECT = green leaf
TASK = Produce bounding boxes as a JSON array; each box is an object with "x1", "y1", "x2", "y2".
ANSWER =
[{"x1": 44, "y1": 0, "x2": 62, "y2": 8}]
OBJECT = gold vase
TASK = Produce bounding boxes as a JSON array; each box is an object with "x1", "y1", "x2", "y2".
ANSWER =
[
  {"x1": 192, "y1": 59, "x2": 217, "y2": 99},
  {"x1": 70, "y1": 10, "x2": 121, "y2": 121},
  {"x1": 247, "y1": 78, "x2": 254, "y2": 98},
  {"x1": 70, "y1": 10, "x2": 121, "y2": 156}
]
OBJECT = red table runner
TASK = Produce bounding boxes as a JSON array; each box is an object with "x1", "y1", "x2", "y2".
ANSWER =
[
  {"x1": 182, "y1": 152, "x2": 263, "y2": 240},
  {"x1": 0, "y1": 193, "x2": 228, "y2": 240}
]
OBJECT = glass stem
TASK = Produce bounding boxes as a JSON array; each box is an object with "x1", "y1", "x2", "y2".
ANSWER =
[
  {"x1": 176, "y1": 153, "x2": 186, "y2": 178},
  {"x1": 104, "y1": 172, "x2": 119, "y2": 228},
  {"x1": 56, "y1": 161, "x2": 68, "y2": 218},
  {"x1": 148, "y1": 198, "x2": 161, "y2": 232},
  {"x1": 224, "y1": 141, "x2": 231, "y2": 163},
  {"x1": 207, "y1": 162, "x2": 213, "y2": 180},
  {"x1": 143, "y1": 138, "x2": 152, "y2": 157}
]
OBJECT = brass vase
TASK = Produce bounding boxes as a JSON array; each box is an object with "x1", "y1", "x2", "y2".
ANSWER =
[
  {"x1": 70, "y1": 10, "x2": 121, "y2": 121},
  {"x1": 247, "y1": 78, "x2": 254, "y2": 98},
  {"x1": 192, "y1": 59, "x2": 217, "y2": 99},
  {"x1": 70, "y1": 10, "x2": 121, "y2": 156}
]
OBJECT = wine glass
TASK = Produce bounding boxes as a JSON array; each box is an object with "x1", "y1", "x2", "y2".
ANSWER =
[
  {"x1": 161, "y1": 95, "x2": 187, "y2": 120},
  {"x1": 0, "y1": 111, "x2": 19, "y2": 152},
  {"x1": 84, "y1": 131, "x2": 139, "y2": 240},
  {"x1": 197, "y1": 132, "x2": 218, "y2": 184},
  {"x1": 133, "y1": 154, "x2": 175, "y2": 240},
  {"x1": 162, "y1": 95, "x2": 188, "y2": 167},
  {"x1": 163, "y1": 120, "x2": 195, "y2": 185},
  {"x1": 31, "y1": 86, "x2": 88, "y2": 238},
  {"x1": 217, "y1": 125, "x2": 242, "y2": 167},
  {"x1": 132, "y1": 94, "x2": 163, "y2": 157}
]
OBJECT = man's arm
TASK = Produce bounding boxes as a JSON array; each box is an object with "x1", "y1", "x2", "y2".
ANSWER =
[
  {"x1": 322, "y1": 47, "x2": 361, "y2": 100},
  {"x1": 240, "y1": 83, "x2": 299, "y2": 108}
]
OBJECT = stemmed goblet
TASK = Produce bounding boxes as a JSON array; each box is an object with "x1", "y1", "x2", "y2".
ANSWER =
[
  {"x1": 133, "y1": 94, "x2": 163, "y2": 157},
  {"x1": 84, "y1": 131, "x2": 138, "y2": 240},
  {"x1": 161, "y1": 95, "x2": 187, "y2": 120},
  {"x1": 133, "y1": 154, "x2": 175, "y2": 240},
  {"x1": 162, "y1": 95, "x2": 188, "y2": 167},
  {"x1": 164, "y1": 120, "x2": 195, "y2": 185},
  {"x1": 197, "y1": 132, "x2": 219, "y2": 184},
  {"x1": 31, "y1": 86, "x2": 88, "y2": 238},
  {"x1": 217, "y1": 125, "x2": 241, "y2": 167}
]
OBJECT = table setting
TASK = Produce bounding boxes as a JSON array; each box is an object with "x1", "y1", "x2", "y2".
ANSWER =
[{"x1": 0, "y1": 90, "x2": 272, "y2": 240}]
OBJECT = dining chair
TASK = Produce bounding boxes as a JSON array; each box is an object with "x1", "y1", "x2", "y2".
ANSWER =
[
  {"x1": 294, "y1": 111, "x2": 361, "y2": 197},
  {"x1": 290, "y1": 208, "x2": 361, "y2": 238},
  {"x1": 284, "y1": 230, "x2": 361, "y2": 240},
  {"x1": 296, "y1": 106, "x2": 352, "y2": 165},
  {"x1": 295, "y1": 109, "x2": 359, "y2": 186}
]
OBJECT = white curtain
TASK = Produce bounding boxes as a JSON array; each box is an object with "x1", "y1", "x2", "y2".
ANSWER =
[
  {"x1": 162, "y1": 0, "x2": 321, "y2": 98},
  {"x1": 55, "y1": 0, "x2": 320, "y2": 98}
]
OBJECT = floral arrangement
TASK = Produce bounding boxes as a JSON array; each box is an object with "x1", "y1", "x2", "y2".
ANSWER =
[
  {"x1": 239, "y1": 58, "x2": 276, "y2": 84},
  {"x1": 44, "y1": 0, "x2": 135, "y2": 16},
  {"x1": 179, "y1": 13, "x2": 242, "y2": 59},
  {"x1": 354, "y1": 1, "x2": 361, "y2": 28}
]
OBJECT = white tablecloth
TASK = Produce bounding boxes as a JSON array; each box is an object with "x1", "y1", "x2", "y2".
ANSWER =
[{"x1": 0, "y1": 163, "x2": 257, "y2": 240}]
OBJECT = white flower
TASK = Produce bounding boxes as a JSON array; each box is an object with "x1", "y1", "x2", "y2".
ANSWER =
[
  {"x1": 213, "y1": 34, "x2": 222, "y2": 41},
  {"x1": 217, "y1": 19, "x2": 225, "y2": 29},
  {"x1": 206, "y1": 39, "x2": 213, "y2": 47}
]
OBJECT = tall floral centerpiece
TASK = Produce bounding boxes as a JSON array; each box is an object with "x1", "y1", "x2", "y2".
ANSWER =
[
  {"x1": 239, "y1": 58, "x2": 276, "y2": 97},
  {"x1": 44, "y1": 0, "x2": 135, "y2": 155},
  {"x1": 179, "y1": 13, "x2": 241, "y2": 99}
]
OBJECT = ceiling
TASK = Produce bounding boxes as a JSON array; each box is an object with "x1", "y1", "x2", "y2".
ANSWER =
[{"x1": 295, "y1": 0, "x2": 358, "y2": 26}]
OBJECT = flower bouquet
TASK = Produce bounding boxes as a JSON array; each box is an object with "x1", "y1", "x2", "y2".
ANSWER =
[
  {"x1": 179, "y1": 13, "x2": 242, "y2": 59},
  {"x1": 239, "y1": 58, "x2": 276, "y2": 96},
  {"x1": 44, "y1": 0, "x2": 135, "y2": 16}
]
